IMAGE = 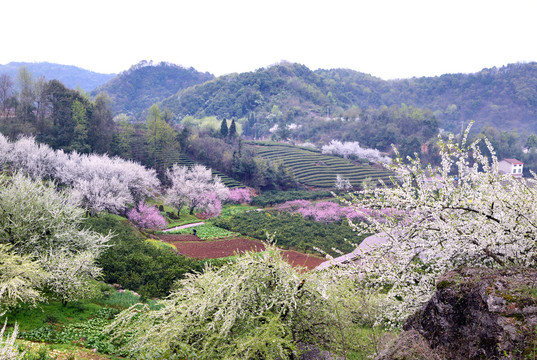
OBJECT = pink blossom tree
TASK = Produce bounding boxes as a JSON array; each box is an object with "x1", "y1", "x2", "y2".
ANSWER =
[
  {"x1": 166, "y1": 164, "x2": 229, "y2": 215},
  {"x1": 226, "y1": 188, "x2": 251, "y2": 204},
  {"x1": 196, "y1": 193, "x2": 222, "y2": 219},
  {"x1": 127, "y1": 202, "x2": 166, "y2": 230}
]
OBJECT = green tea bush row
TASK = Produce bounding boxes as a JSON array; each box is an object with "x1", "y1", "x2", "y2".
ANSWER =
[
  {"x1": 212, "y1": 210, "x2": 364, "y2": 256},
  {"x1": 251, "y1": 190, "x2": 333, "y2": 207}
]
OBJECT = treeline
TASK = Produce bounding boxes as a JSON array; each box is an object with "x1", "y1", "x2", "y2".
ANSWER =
[
  {"x1": 159, "y1": 61, "x2": 537, "y2": 136},
  {"x1": 0, "y1": 68, "x2": 115, "y2": 154},
  {"x1": 0, "y1": 67, "x2": 183, "y2": 178}
]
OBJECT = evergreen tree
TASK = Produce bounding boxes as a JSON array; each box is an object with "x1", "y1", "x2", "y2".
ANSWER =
[
  {"x1": 220, "y1": 119, "x2": 228, "y2": 138},
  {"x1": 228, "y1": 119, "x2": 237, "y2": 138}
]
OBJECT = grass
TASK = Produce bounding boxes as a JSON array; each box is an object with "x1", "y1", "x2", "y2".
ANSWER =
[
  {"x1": 161, "y1": 224, "x2": 239, "y2": 240},
  {"x1": 3, "y1": 283, "x2": 161, "y2": 359},
  {"x1": 218, "y1": 204, "x2": 259, "y2": 219}
]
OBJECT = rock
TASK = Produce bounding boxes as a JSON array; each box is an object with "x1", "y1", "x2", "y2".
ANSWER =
[
  {"x1": 376, "y1": 330, "x2": 442, "y2": 360},
  {"x1": 297, "y1": 343, "x2": 343, "y2": 360},
  {"x1": 386, "y1": 267, "x2": 537, "y2": 360}
]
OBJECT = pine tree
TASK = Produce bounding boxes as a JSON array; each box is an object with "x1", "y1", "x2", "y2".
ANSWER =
[
  {"x1": 228, "y1": 119, "x2": 237, "y2": 138},
  {"x1": 220, "y1": 119, "x2": 228, "y2": 138}
]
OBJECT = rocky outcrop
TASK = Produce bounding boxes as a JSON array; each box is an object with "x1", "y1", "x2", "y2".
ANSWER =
[{"x1": 378, "y1": 267, "x2": 537, "y2": 360}]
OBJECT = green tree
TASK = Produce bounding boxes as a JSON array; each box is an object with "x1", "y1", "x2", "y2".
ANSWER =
[
  {"x1": 146, "y1": 104, "x2": 181, "y2": 175},
  {"x1": 525, "y1": 134, "x2": 537, "y2": 149},
  {"x1": 69, "y1": 99, "x2": 91, "y2": 153},
  {"x1": 220, "y1": 118, "x2": 228, "y2": 138},
  {"x1": 89, "y1": 92, "x2": 115, "y2": 153},
  {"x1": 228, "y1": 118, "x2": 237, "y2": 138},
  {"x1": 112, "y1": 114, "x2": 135, "y2": 158}
]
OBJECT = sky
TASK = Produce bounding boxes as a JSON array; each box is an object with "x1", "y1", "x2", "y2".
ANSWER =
[{"x1": 2, "y1": 0, "x2": 537, "y2": 79}]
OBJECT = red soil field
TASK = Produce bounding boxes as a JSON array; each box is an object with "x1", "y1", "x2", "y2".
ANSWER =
[{"x1": 160, "y1": 235, "x2": 325, "y2": 270}]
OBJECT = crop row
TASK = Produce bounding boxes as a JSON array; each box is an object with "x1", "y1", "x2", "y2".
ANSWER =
[{"x1": 251, "y1": 144, "x2": 393, "y2": 188}]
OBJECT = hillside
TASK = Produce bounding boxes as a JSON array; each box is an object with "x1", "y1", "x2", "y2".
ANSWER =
[
  {"x1": 93, "y1": 61, "x2": 214, "y2": 117},
  {"x1": 0, "y1": 61, "x2": 115, "y2": 92},
  {"x1": 159, "y1": 61, "x2": 537, "y2": 135},
  {"x1": 249, "y1": 142, "x2": 393, "y2": 188}
]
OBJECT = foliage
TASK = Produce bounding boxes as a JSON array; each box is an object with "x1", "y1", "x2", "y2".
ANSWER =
[
  {"x1": 19, "y1": 308, "x2": 119, "y2": 354},
  {"x1": 127, "y1": 202, "x2": 166, "y2": 230},
  {"x1": 250, "y1": 190, "x2": 332, "y2": 207},
  {"x1": 163, "y1": 224, "x2": 238, "y2": 240},
  {"x1": 86, "y1": 214, "x2": 203, "y2": 299},
  {"x1": 91, "y1": 60, "x2": 213, "y2": 118},
  {"x1": 106, "y1": 245, "x2": 364, "y2": 359},
  {"x1": 0, "y1": 174, "x2": 110, "y2": 307},
  {"x1": 183, "y1": 132, "x2": 298, "y2": 190},
  {"x1": 145, "y1": 104, "x2": 181, "y2": 176},
  {"x1": 212, "y1": 210, "x2": 361, "y2": 256},
  {"x1": 343, "y1": 126, "x2": 537, "y2": 327}
]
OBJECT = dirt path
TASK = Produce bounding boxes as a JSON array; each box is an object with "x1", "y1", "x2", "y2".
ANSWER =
[
  {"x1": 161, "y1": 235, "x2": 325, "y2": 270},
  {"x1": 163, "y1": 221, "x2": 205, "y2": 232}
]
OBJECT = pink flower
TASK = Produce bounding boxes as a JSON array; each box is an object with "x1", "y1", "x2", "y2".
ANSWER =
[
  {"x1": 127, "y1": 202, "x2": 166, "y2": 230},
  {"x1": 227, "y1": 188, "x2": 251, "y2": 204}
]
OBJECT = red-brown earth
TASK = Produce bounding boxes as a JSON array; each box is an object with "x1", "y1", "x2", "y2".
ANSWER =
[{"x1": 159, "y1": 234, "x2": 325, "y2": 270}]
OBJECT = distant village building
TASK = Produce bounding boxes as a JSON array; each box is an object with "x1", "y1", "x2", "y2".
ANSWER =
[{"x1": 498, "y1": 159, "x2": 523, "y2": 178}]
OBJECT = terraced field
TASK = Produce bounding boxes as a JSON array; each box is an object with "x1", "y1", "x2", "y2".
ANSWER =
[
  {"x1": 249, "y1": 143, "x2": 394, "y2": 188},
  {"x1": 177, "y1": 155, "x2": 244, "y2": 188}
]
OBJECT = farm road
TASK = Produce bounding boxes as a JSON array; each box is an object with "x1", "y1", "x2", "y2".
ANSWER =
[{"x1": 163, "y1": 222, "x2": 205, "y2": 232}]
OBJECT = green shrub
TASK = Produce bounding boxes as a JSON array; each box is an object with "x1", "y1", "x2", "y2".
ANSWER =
[
  {"x1": 213, "y1": 210, "x2": 363, "y2": 256},
  {"x1": 251, "y1": 190, "x2": 333, "y2": 207},
  {"x1": 163, "y1": 224, "x2": 238, "y2": 240},
  {"x1": 85, "y1": 214, "x2": 204, "y2": 299}
]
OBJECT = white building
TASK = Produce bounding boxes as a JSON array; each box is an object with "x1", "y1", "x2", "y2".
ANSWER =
[{"x1": 498, "y1": 159, "x2": 523, "y2": 178}]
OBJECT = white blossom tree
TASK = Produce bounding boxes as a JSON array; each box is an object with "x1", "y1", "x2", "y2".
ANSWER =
[
  {"x1": 106, "y1": 245, "x2": 361, "y2": 359},
  {"x1": 335, "y1": 174, "x2": 352, "y2": 190},
  {"x1": 0, "y1": 315, "x2": 21, "y2": 360},
  {"x1": 342, "y1": 127, "x2": 537, "y2": 327},
  {"x1": 0, "y1": 173, "x2": 111, "y2": 308},
  {"x1": 322, "y1": 140, "x2": 391, "y2": 164},
  {"x1": 166, "y1": 164, "x2": 229, "y2": 215},
  {"x1": 0, "y1": 134, "x2": 159, "y2": 214}
]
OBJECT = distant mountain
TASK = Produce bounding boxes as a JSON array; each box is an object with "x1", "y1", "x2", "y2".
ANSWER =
[
  {"x1": 93, "y1": 61, "x2": 214, "y2": 118},
  {"x1": 0, "y1": 62, "x2": 115, "y2": 92},
  {"x1": 316, "y1": 63, "x2": 537, "y2": 133},
  {"x1": 159, "y1": 61, "x2": 537, "y2": 134}
]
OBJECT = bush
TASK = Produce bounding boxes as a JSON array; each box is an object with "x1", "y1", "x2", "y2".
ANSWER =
[
  {"x1": 251, "y1": 190, "x2": 332, "y2": 207},
  {"x1": 86, "y1": 214, "x2": 203, "y2": 299},
  {"x1": 212, "y1": 210, "x2": 363, "y2": 256}
]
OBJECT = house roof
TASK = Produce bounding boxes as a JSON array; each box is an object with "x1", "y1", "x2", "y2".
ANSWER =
[{"x1": 501, "y1": 158, "x2": 523, "y2": 165}]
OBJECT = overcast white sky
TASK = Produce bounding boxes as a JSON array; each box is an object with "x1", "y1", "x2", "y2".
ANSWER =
[{"x1": 2, "y1": 0, "x2": 537, "y2": 79}]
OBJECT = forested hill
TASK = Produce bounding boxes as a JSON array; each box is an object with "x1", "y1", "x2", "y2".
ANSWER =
[
  {"x1": 93, "y1": 61, "x2": 214, "y2": 117},
  {"x1": 159, "y1": 61, "x2": 537, "y2": 133},
  {"x1": 0, "y1": 62, "x2": 115, "y2": 92}
]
